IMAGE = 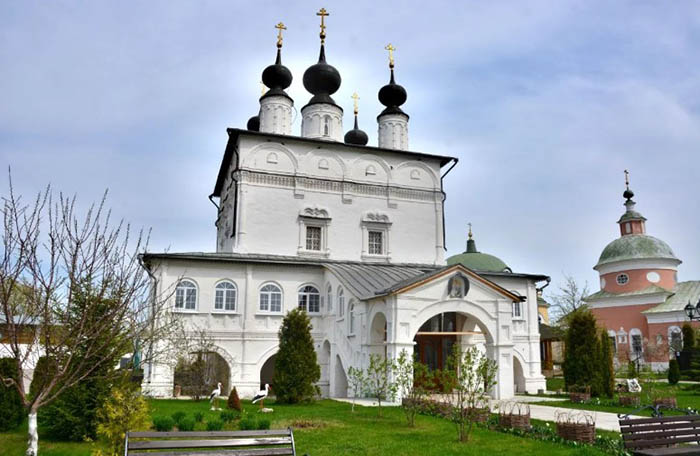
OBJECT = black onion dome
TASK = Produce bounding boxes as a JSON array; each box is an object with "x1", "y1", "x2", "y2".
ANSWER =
[
  {"x1": 261, "y1": 49, "x2": 293, "y2": 101},
  {"x1": 378, "y1": 69, "x2": 408, "y2": 118},
  {"x1": 303, "y1": 45, "x2": 342, "y2": 106},
  {"x1": 623, "y1": 187, "x2": 635, "y2": 200},
  {"x1": 246, "y1": 115, "x2": 260, "y2": 131},
  {"x1": 344, "y1": 116, "x2": 368, "y2": 145}
]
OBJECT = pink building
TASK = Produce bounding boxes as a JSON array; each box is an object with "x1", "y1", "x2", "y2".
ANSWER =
[{"x1": 586, "y1": 177, "x2": 700, "y2": 371}]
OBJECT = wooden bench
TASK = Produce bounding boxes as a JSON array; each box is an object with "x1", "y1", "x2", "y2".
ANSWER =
[
  {"x1": 125, "y1": 428, "x2": 297, "y2": 456},
  {"x1": 619, "y1": 414, "x2": 700, "y2": 455}
]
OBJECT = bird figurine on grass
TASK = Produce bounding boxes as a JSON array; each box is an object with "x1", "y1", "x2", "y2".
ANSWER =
[
  {"x1": 209, "y1": 382, "x2": 222, "y2": 410},
  {"x1": 252, "y1": 383, "x2": 271, "y2": 411}
]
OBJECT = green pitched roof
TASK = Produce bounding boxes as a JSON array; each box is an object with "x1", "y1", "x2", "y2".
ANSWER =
[
  {"x1": 595, "y1": 234, "x2": 678, "y2": 269},
  {"x1": 585, "y1": 284, "x2": 672, "y2": 302},
  {"x1": 644, "y1": 281, "x2": 700, "y2": 314}
]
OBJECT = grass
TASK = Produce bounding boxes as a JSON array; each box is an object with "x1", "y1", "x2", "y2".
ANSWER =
[
  {"x1": 532, "y1": 382, "x2": 700, "y2": 416},
  {"x1": 0, "y1": 398, "x2": 615, "y2": 456}
]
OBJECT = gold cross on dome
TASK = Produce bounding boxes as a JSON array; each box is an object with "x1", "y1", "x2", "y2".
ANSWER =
[
  {"x1": 351, "y1": 92, "x2": 360, "y2": 115},
  {"x1": 317, "y1": 8, "x2": 329, "y2": 43},
  {"x1": 385, "y1": 43, "x2": 396, "y2": 68},
  {"x1": 275, "y1": 22, "x2": 287, "y2": 48},
  {"x1": 468, "y1": 222, "x2": 473, "y2": 239}
]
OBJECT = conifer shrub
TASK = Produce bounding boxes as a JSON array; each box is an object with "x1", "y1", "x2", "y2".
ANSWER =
[
  {"x1": 628, "y1": 360, "x2": 638, "y2": 379},
  {"x1": 668, "y1": 359, "x2": 681, "y2": 385},
  {"x1": 272, "y1": 308, "x2": 320, "y2": 403},
  {"x1": 177, "y1": 417, "x2": 195, "y2": 431},
  {"x1": 220, "y1": 410, "x2": 238, "y2": 423},
  {"x1": 29, "y1": 356, "x2": 57, "y2": 399},
  {"x1": 0, "y1": 358, "x2": 24, "y2": 431},
  {"x1": 171, "y1": 411, "x2": 186, "y2": 426},
  {"x1": 227, "y1": 387, "x2": 242, "y2": 411},
  {"x1": 95, "y1": 384, "x2": 150, "y2": 456},
  {"x1": 257, "y1": 418, "x2": 271, "y2": 430},
  {"x1": 206, "y1": 419, "x2": 224, "y2": 431},
  {"x1": 599, "y1": 330, "x2": 615, "y2": 398},
  {"x1": 682, "y1": 323, "x2": 695, "y2": 351},
  {"x1": 194, "y1": 411, "x2": 204, "y2": 423},
  {"x1": 152, "y1": 416, "x2": 175, "y2": 432},
  {"x1": 563, "y1": 309, "x2": 605, "y2": 396}
]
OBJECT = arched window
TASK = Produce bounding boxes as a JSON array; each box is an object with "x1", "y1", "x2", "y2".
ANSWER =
[
  {"x1": 338, "y1": 287, "x2": 345, "y2": 317},
  {"x1": 326, "y1": 285, "x2": 333, "y2": 313},
  {"x1": 260, "y1": 283, "x2": 282, "y2": 312},
  {"x1": 349, "y1": 301, "x2": 356, "y2": 335},
  {"x1": 323, "y1": 116, "x2": 331, "y2": 136},
  {"x1": 214, "y1": 281, "x2": 237, "y2": 311},
  {"x1": 298, "y1": 285, "x2": 320, "y2": 313},
  {"x1": 175, "y1": 280, "x2": 197, "y2": 310}
]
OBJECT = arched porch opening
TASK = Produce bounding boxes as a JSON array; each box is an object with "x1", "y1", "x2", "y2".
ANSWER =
[
  {"x1": 260, "y1": 353, "x2": 277, "y2": 390},
  {"x1": 334, "y1": 354, "x2": 348, "y2": 397},
  {"x1": 513, "y1": 355, "x2": 526, "y2": 393},
  {"x1": 174, "y1": 351, "x2": 230, "y2": 399},
  {"x1": 319, "y1": 341, "x2": 331, "y2": 397},
  {"x1": 369, "y1": 312, "x2": 387, "y2": 359}
]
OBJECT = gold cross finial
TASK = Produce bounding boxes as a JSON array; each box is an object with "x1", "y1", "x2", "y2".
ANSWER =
[
  {"x1": 275, "y1": 22, "x2": 286, "y2": 48},
  {"x1": 260, "y1": 80, "x2": 267, "y2": 96},
  {"x1": 468, "y1": 222, "x2": 473, "y2": 239},
  {"x1": 351, "y1": 92, "x2": 360, "y2": 115},
  {"x1": 624, "y1": 169, "x2": 630, "y2": 189},
  {"x1": 385, "y1": 43, "x2": 396, "y2": 69},
  {"x1": 317, "y1": 8, "x2": 329, "y2": 44}
]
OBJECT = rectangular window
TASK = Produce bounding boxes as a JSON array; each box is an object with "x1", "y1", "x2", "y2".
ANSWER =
[
  {"x1": 368, "y1": 231, "x2": 383, "y2": 255},
  {"x1": 512, "y1": 302, "x2": 521, "y2": 318},
  {"x1": 306, "y1": 226, "x2": 322, "y2": 251},
  {"x1": 215, "y1": 290, "x2": 224, "y2": 310},
  {"x1": 270, "y1": 293, "x2": 281, "y2": 312},
  {"x1": 185, "y1": 289, "x2": 196, "y2": 310},
  {"x1": 632, "y1": 334, "x2": 643, "y2": 354}
]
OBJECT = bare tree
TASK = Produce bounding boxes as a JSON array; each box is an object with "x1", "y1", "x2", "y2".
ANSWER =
[
  {"x1": 0, "y1": 175, "x2": 179, "y2": 456},
  {"x1": 548, "y1": 274, "x2": 590, "y2": 325}
]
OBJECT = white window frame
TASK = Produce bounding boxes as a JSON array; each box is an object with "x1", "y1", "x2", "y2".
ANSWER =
[
  {"x1": 259, "y1": 283, "x2": 283, "y2": 314},
  {"x1": 607, "y1": 329, "x2": 617, "y2": 354},
  {"x1": 512, "y1": 301, "x2": 523, "y2": 320},
  {"x1": 337, "y1": 287, "x2": 345, "y2": 319},
  {"x1": 616, "y1": 273, "x2": 630, "y2": 286},
  {"x1": 298, "y1": 285, "x2": 321, "y2": 314},
  {"x1": 305, "y1": 226, "x2": 322, "y2": 251},
  {"x1": 298, "y1": 213, "x2": 330, "y2": 258},
  {"x1": 214, "y1": 280, "x2": 237, "y2": 312},
  {"x1": 630, "y1": 328, "x2": 643, "y2": 355},
  {"x1": 326, "y1": 284, "x2": 333, "y2": 313},
  {"x1": 348, "y1": 301, "x2": 356, "y2": 336},
  {"x1": 175, "y1": 279, "x2": 198, "y2": 312},
  {"x1": 669, "y1": 326, "x2": 682, "y2": 351},
  {"x1": 361, "y1": 217, "x2": 391, "y2": 261}
]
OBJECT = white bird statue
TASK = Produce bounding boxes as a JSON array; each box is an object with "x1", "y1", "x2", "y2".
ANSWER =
[
  {"x1": 209, "y1": 382, "x2": 222, "y2": 409},
  {"x1": 252, "y1": 383, "x2": 270, "y2": 409}
]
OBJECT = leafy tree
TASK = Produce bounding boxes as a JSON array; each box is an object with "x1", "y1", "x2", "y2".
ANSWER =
[
  {"x1": 0, "y1": 358, "x2": 23, "y2": 431},
  {"x1": 548, "y1": 274, "x2": 590, "y2": 324},
  {"x1": 364, "y1": 354, "x2": 396, "y2": 417},
  {"x1": 93, "y1": 383, "x2": 150, "y2": 456},
  {"x1": 393, "y1": 349, "x2": 431, "y2": 427},
  {"x1": 668, "y1": 359, "x2": 680, "y2": 385},
  {"x1": 347, "y1": 366, "x2": 366, "y2": 413},
  {"x1": 682, "y1": 323, "x2": 695, "y2": 351},
  {"x1": 563, "y1": 309, "x2": 603, "y2": 395},
  {"x1": 227, "y1": 387, "x2": 241, "y2": 411},
  {"x1": 272, "y1": 308, "x2": 320, "y2": 403},
  {"x1": 440, "y1": 345, "x2": 497, "y2": 442},
  {"x1": 599, "y1": 330, "x2": 615, "y2": 398}
]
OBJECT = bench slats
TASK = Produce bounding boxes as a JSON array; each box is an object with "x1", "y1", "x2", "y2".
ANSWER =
[
  {"x1": 620, "y1": 415, "x2": 700, "y2": 426},
  {"x1": 634, "y1": 448, "x2": 700, "y2": 456},
  {"x1": 129, "y1": 448, "x2": 294, "y2": 456},
  {"x1": 622, "y1": 422, "x2": 700, "y2": 434},
  {"x1": 624, "y1": 429, "x2": 700, "y2": 442},
  {"x1": 128, "y1": 430, "x2": 291, "y2": 439},
  {"x1": 624, "y1": 435, "x2": 700, "y2": 449},
  {"x1": 129, "y1": 437, "x2": 292, "y2": 450}
]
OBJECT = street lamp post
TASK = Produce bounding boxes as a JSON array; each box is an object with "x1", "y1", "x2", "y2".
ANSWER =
[{"x1": 684, "y1": 298, "x2": 700, "y2": 321}]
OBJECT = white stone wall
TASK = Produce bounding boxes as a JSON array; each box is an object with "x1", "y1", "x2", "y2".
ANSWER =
[
  {"x1": 301, "y1": 103, "x2": 343, "y2": 141},
  {"x1": 378, "y1": 113, "x2": 409, "y2": 150},
  {"x1": 259, "y1": 95, "x2": 293, "y2": 135},
  {"x1": 217, "y1": 136, "x2": 446, "y2": 265}
]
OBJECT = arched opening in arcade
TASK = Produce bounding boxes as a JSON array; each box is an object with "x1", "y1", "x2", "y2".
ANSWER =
[
  {"x1": 260, "y1": 353, "x2": 277, "y2": 390},
  {"x1": 369, "y1": 312, "x2": 388, "y2": 359},
  {"x1": 174, "y1": 351, "x2": 230, "y2": 398},
  {"x1": 413, "y1": 311, "x2": 491, "y2": 390}
]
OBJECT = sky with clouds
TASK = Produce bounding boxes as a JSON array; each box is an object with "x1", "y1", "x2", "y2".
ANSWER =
[{"x1": 1, "y1": 1, "x2": 699, "y2": 299}]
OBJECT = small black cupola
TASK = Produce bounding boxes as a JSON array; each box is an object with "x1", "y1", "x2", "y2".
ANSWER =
[
  {"x1": 246, "y1": 114, "x2": 260, "y2": 131},
  {"x1": 261, "y1": 22, "x2": 293, "y2": 102},
  {"x1": 377, "y1": 43, "x2": 408, "y2": 118},
  {"x1": 344, "y1": 92, "x2": 368, "y2": 145},
  {"x1": 302, "y1": 8, "x2": 341, "y2": 108}
]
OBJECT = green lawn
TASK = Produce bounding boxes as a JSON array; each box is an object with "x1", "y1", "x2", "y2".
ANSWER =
[
  {"x1": 0, "y1": 399, "x2": 613, "y2": 456},
  {"x1": 533, "y1": 382, "x2": 700, "y2": 416}
]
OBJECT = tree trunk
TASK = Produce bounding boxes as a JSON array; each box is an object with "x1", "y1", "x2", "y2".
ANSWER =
[{"x1": 26, "y1": 409, "x2": 39, "y2": 456}]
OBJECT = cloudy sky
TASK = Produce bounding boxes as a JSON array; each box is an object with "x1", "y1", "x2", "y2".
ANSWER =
[{"x1": 1, "y1": 1, "x2": 699, "y2": 299}]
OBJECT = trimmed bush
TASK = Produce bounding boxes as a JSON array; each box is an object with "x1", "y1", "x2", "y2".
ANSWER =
[
  {"x1": 194, "y1": 411, "x2": 204, "y2": 423},
  {"x1": 599, "y1": 330, "x2": 615, "y2": 398},
  {"x1": 257, "y1": 418, "x2": 271, "y2": 430},
  {"x1": 153, "y1": 416, "x2": 175, "y2": 432},
  {"x1": 171, "y1": 411, "x2": 186, "y2": 425},
  {"x1": 227, "y1": 387, "x2": 242, "y2": 411},
  {"x1": 221, "y1": 410, "x2": 238, "y2": 423},
  {"x1": 668, "y1": 359, "x2": 681, "y2": 385},
  {"x1": 206, "y1": 419, "x2": 224, "y2": 431},
  {"x1": 563, "y1": 309, "x2": 604, "y2": 396},
  {"x1": 178, "y1": 417, "x2": 195, "y2": 431},
  {"x1": 239, "y1": 415, "x2": 256, "y2": 430},
  {"x1": 683, "y1": 323, "x2": 695, "y2": 351},
  {"x1": 627, "y1": 361, "x2": 637, "y2": 379},
  {"x1": 0, "y1": 358, "x2": 24, "y2": 431},
  {"x1": 272, "y1": 308, "x2": 321, "y2": 403},
  {"x1": 95, "y1": 384, "x2": 150, "y2": 456}
]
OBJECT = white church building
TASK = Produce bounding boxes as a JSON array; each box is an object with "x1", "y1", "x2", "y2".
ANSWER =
[{"x1": 141, "y1": 15, "x2": 548, "y2": 400}]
